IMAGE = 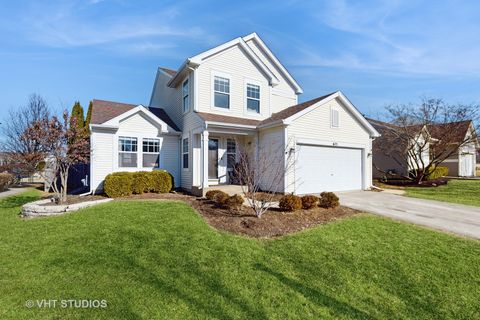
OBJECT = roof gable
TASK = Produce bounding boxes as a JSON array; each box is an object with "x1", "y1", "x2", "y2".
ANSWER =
[
  {"x1": 166, "y1": 33, "x2": 302, "y2": 92},
  {"x1": 259, "y1": 91, "x2": 380, "y2": 138},
  {"x1": 90, "y1": 99, "x2": 180, "y2": 132}
]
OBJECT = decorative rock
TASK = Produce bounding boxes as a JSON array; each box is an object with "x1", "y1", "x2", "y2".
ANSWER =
[{"x1": 21, "y1": 198, "x2": 113, "y2": 218}]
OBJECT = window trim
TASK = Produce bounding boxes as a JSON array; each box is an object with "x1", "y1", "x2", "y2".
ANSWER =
[
  {"x1": 182, "y1": 78, "x2": 190, "y2": 114},
  {"x1": 245, "y1": 82, "x2": 261, "y2": 114},
  {"x1": 118, "y1": 136, "x2": 138, "y2": 168},
  {"x1": 330, "y1": 108, "x2": 340, "y2": 128},
  {"x1": 142, "y1": 138, "x2": 160, "y2": 168},
  {"x1": 211, "y1": 71, "x2": 231, "y2": 111},
  {"x1": 182, "y1": 137, "x2": 189, "y2": 170}
]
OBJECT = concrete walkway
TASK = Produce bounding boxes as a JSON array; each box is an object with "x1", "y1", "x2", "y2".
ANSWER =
[
  {"x1": 0, "y1": 187, "x2": 30, "y2": 199},
  {"x1": 339, "y1": 191, "x2": 480, "y2": 239}
]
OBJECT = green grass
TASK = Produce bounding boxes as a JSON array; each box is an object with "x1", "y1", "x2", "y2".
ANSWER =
[
  {"x1": 1, "y1": 191, "x2": 479, "y2": 319},
  {"x1": 406, "y1": 179, "x2": 480, "y2": 207}
]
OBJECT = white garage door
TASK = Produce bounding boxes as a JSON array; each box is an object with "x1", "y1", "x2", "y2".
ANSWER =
[{"x1": 296, "y1": 144, "x2": 363, "y2": 194}]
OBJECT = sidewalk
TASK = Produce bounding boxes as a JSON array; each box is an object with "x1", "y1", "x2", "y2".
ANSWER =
[{"x1": 0, "y1": 187, "x2": 30, "y2": 199}]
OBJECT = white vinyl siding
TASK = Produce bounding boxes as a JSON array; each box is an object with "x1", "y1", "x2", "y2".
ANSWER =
[
  {"x1": 257, "y1": 126, "x2": 286, "y2": 192},
  {"x1": 196, "y1": 45, "x2": 270, "y2": 119},
  {"x1": 90, "y1": 111, "x2": 180, "y2": 192},
  {"x1": 287, "y1": 98, "x2": 373, "y2": 193}
]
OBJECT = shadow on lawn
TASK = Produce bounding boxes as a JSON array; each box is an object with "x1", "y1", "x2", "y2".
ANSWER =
[{"x1": 254, "y1": 263, "x2": 375, "y2": 320}]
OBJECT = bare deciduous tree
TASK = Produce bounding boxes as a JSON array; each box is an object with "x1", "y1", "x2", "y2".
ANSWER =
[
  {"x1": 232, "y1": 138, "x2": 296, "y2": 218},
  {"x1": 374, "y1": 97, "x2": 479, "y2": 182},
  {"x1": 1, "y1": 94, "x2": 50, "y2": 178}
]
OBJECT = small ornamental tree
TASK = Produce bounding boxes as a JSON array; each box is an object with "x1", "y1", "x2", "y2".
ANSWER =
[{"x1": 20, "y1": 111, "x2": 89, "y2": 203}]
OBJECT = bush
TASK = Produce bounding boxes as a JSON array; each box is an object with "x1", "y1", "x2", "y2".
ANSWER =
[
  {"x1": 150, "y1": 170, "x2": 174, "y2": 193},
  {"x1": 301, "y1": 195, "x2": 319, "y2": 209},
  {"x1": 224, "y1": 194, "x2": 244, "y2": 210},
  {"x1": 0, "y1": 172, "x2": 13, "y2": 192},
  {"x1": 318, "y1": 192, "x2": 339, "y2": 209},
  {"x1": 213, "y1": 191, "x2": 230, "y2": 205},
  {"x1": 205, "y1": 189, "x2": 224, "y2": 201},
  {"x1": 104, "y1": 172, "x2": 133, "y2": 197},
  {"x1": 104, "y1": 170, "x2": 173, "y2": 198},
  {"x1": 279, "y1": 194, "x2": 302, "y2": 211},
  {"x1": 427, "y1": 166, "x2": 449, "y2": 180},
  {"x1": 132, "y1": 172, "x2": 151, "y2": 194}
]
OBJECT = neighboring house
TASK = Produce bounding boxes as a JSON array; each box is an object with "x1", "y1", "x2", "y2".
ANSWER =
[
  {"x1": 368, "y1": 119, "x2": 431, "y2": 179},
  {"x1": 369, "y1": 118, "x2": 478, "y2": 178},
  {"x1": 428, "y1": 121, "x2": 478, "y2": 177},
  {"x1": 90, "y1": 33, "x2": 380, "y2": 195}
]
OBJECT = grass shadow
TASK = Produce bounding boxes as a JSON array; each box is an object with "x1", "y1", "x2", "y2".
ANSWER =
[
  {"x1": 254, "y1": 263, "x2": 375, "y2": 319},
  {"x1": 0, "y1": 194, "x2": 39, "y2": 209}
]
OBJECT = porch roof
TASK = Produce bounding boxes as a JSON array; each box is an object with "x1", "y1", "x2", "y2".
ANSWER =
[{"x1": 196, "y1": 112, "x2": 261, "y2": 127}]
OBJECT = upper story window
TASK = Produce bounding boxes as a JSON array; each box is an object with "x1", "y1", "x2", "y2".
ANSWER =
[
  {"x1": 246, "y1": 83, "x2": 260, "y2": 113},
  {"x1": 214, "y1": 76, "x2": 230, "y2": 109},
  {"x1": 182, "y1": 138, "x2": 189, "y2": 169},
  {"x1": 182, "y1": 79, "x2": 189, "y2": 113},
  {"x1": 331, "y1": 109, "x2": 339, "y2": 128},
  {"x1": 142, "y1": 138, "x2": 159, "y2": 167},
  {"x1": 119, "y1": 137, "x2": 137, "y2": 167}
]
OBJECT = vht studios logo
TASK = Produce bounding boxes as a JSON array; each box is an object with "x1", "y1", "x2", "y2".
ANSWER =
[{"x1": 25, "y1": 299, "x2": 107, "y2": 309}]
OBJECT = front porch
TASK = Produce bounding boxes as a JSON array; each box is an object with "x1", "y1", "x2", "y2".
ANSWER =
[{"x1": 190, "y1": 124, "x2": 257, "y2": 197}]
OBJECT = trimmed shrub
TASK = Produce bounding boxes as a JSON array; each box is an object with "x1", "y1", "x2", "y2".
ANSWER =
[
  {"x1": 205, "y1": 189, "x2": 224, "y2": 201},
  {"x1": 225, "y1": 194, "x2": 244, "y2": 210},
  {"x1": 0, "y1": 172, "x2": 13, "y2": 192},
  {"x1": 132, "y1": 172, "x2": 151, "y2": 194},
  {"x1": 213, "y1": 191, "x2": 230, "y2": 206},
  {"x1": 104, "y1": 170, "x2": 173, "y2": 198},
  {"x1": 150, "y1": 170, "x2": 174, "y2": 193},
  {"x1": 279, "y1": 194, "x2": 302, "y2": 212},
  {"x1": 301, "y1": 195, "x2": 319, "y2": 210},
  {"x1": 104, "y1": 172, "x2": 133, "y2": 197},
  {"x1": 319, "y1": 192, "x2": 339, "y2": 209},
  {"x1": 427, "y1": 166, "x2": 449, "y2": 180}
]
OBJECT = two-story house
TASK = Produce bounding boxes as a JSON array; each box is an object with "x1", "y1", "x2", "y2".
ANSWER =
[{"x1": 89, "y1": 33, "x2": 380, "y2": 195}]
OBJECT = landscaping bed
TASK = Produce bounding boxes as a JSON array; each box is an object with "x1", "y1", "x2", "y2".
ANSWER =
[
  {"x1": 379, "y1": 178, "x2": 449, "y2": 187},
  {"x1": 117, "y1": 192, "x2": 358, "y2": 238}
]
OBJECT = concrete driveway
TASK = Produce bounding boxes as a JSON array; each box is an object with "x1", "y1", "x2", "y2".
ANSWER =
[{"x1": 339, "y1": 191, "x2": 480, "y2": 239}]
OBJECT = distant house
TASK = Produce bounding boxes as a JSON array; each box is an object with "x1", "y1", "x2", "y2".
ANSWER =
[{"x1": 369, "y1": 118, "x2": 478, "y2": 178}]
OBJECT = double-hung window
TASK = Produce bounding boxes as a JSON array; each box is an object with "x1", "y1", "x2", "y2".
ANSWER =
[
  {"x1": 119, "y1": 137, "x2": 137, "y2": 167},
  {"x1": 182, "y1": 79, "x2": 189, "y2": 113},
  {"x1": 182, "y1": 138, "x2": 189, "y2": 169},
  {"x1": 246, "y1": 83, "x2": 260, "y2": 113},
  {"x1": 142, "y1": 138, "x2": 159, "y2": 167},
  {"x1": 214, "y1": 76, "x2": 230, "y2": 109},
  {"x1": 226, "y1": 139, "x2": 236, "y2": 172}
]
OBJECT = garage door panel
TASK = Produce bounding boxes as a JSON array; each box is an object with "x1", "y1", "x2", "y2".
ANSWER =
[{"x1": 296, "y1": 145, "x2": 362, "y2": 194}]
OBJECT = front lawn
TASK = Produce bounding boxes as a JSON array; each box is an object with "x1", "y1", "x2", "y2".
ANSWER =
[
  {"x1": 1, "y1": 191, "x2": 479, "y2": 319},
  {"x1": 406, "y1": 179, "x2": 480, "y2": 207}
]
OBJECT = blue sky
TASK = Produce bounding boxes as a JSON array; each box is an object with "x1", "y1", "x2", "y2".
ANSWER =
[{"x1": 1, "y1": 0, "x2": 480, "y2": 126}]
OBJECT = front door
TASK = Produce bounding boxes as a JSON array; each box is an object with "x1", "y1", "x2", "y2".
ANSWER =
[{"x1": 208, "y1": 138, "x2": 219, "y2": 179}]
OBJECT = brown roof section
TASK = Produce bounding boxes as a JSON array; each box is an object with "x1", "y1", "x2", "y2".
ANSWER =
[
  {"x1": 259, "y1": 92, "x2": 336, "y2": 126},
  {"x1": 427, "y1": 120, "x2": 472, "y2": 143},
  {"x1": 159, "y1": 67, "x2": 177, "y2": 77},
  {"x1": 196, "y1": 112, "x2": 260, "y2": 126},
  {"x1": 90, "y1": 99, "x2": 180, "y2": 131},
  {"x1": 91, "y1": 99, "x2": 137, "y2": 125}
]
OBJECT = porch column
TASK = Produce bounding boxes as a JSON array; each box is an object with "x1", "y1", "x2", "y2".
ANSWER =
[{"x1": 201, "y1": 130, "x2": 209, "y2": 188}]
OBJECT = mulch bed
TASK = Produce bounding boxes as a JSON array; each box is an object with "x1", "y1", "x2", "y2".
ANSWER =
[
  {"x1": 116, "y1": 192, "x2": 358, "y2": 238},
  {"x1": 42, "y1": 195, "x2": 106, "y2": 206},
  {"x1": 381, "y1": 178, "x2": 449, "y2": 188}
]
